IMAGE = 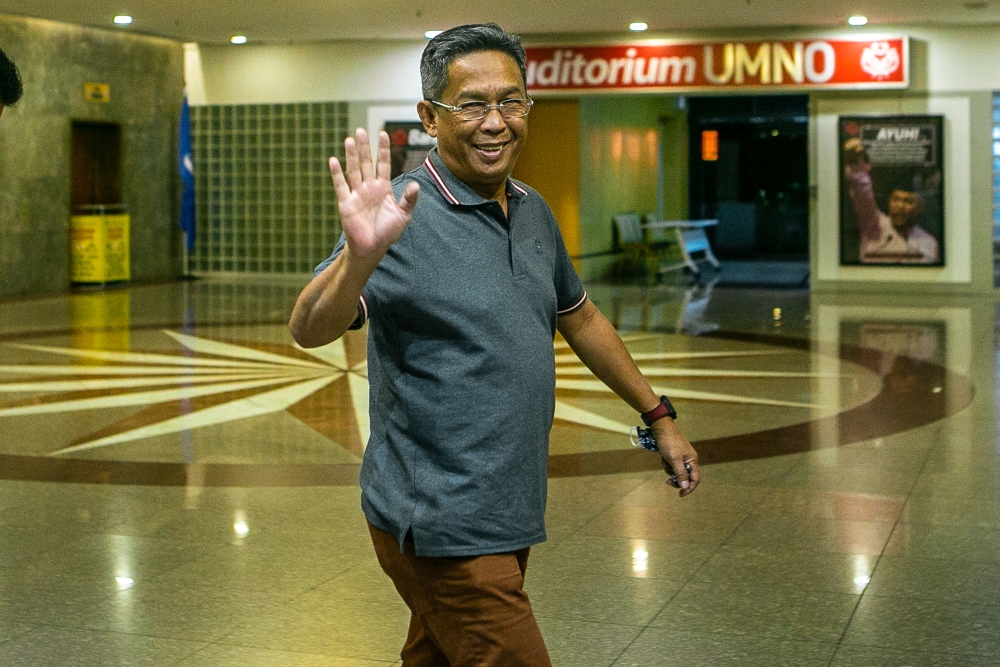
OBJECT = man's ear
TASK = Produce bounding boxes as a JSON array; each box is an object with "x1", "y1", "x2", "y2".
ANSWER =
[{"x1": 417, "y1": 101, "x2": 438, "y2": 138}]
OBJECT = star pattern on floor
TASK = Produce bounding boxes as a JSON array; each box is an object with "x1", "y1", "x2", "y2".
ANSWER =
[{"x1": 0, "y1": 330, "x2": 843, "y2": 460}]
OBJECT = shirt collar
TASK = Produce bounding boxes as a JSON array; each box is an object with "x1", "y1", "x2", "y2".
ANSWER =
[{"x1": 423, "y1": 148, "x2": 528, "y2": 206}]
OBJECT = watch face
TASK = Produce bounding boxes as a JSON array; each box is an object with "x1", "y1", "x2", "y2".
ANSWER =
[{"x1": 660, "y1": 396, "x2": 678, "y2": 419}]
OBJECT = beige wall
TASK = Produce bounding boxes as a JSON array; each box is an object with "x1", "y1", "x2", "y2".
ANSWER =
[
  {"x1": 822, "y1": 26, "x2": 1000, "y2": 294},
  {"x1": 811, "y1": 93, "x2": 986, "y2": 292},
  {"x1": 187, "y1": 41, "x2": 424, "y2": 106},
  {"x1": 917, "y1": 25, "x2": 1000, "y2": 93}
]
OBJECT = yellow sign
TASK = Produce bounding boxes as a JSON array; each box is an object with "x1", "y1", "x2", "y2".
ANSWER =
[
  {"x1": 70, "y1": 214, "x2": 131, "y2": 283},
  {"x1": 83, "y1": 82, "x2": 111, "y2": 104}
]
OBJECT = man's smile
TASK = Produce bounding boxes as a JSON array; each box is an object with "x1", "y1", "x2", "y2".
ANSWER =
[{"x1": 473, "y1": 140, "x2": 509, "y2": 159}]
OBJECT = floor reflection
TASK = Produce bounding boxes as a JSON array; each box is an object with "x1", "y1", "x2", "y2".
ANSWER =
[{"x1": 0, "y1": 277, "x2": 995, "y2": 666}]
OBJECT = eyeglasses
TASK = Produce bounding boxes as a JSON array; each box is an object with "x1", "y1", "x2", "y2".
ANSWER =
[{"x1": 430, "y1": 98, "x2": 533, "y2": 122}]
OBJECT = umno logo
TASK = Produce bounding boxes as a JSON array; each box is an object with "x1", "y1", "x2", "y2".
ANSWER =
[{"x1": 860, "y1": 41, "x2": 901, "y2": 79}]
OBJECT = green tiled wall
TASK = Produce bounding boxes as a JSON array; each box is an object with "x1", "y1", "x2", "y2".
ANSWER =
[{"x1": 190, "y1": 102, "x2": 349, "y2": 274}]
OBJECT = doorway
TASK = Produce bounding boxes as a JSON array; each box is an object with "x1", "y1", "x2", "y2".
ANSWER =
[
  {"x1": 71, "y1": 122, "x2": 123, "y2": 209},
  {"x1": 687, "y1": 95, "x2": 809, "y2": 273}
]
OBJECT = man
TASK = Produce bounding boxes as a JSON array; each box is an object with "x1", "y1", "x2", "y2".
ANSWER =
[
  {"x1": 843, "y1": 137, "x2": 940, "y2": 264},
  {"x1": 0, "y1": 47, "x2": 24, "y2": 119},
  {"x1": 289, "y1": 23, "x2": 699, "y2": 666}
]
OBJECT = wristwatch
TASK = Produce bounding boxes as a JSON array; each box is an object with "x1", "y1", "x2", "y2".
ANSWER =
[{"x1": 641, "y1": 395, "x2": 677, "y2": 426}]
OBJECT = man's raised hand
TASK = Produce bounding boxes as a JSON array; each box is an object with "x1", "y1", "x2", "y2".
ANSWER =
[
  {"x1": 330, "y1": 129, "x2": 420, "y2": 261},
  {"x1": 843, "y1": 138, "x2": 868, "y2": 168}
]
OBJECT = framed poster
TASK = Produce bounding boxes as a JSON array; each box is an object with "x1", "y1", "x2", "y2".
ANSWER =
[
  {"x1": 384, "y1": 121, "x2": 436, "y2": 179},
  {"x1": 839, "y1": 115, "x2": 944, "y2": 266}
]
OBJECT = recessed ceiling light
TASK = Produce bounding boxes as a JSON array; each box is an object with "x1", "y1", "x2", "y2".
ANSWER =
[
  {"x1": 231, "y1": 35, "x2": 248, "y2": 44},
  {"x1": 113, "y1": 15, "x2": 133, "y2": 25},
  {"x1": 424, "y1": 30, "x2": 443, "y2": 39},
  {"x1": 847, "y1": 15, "x2": 868, "y2": 26},
  {"x1": 629, "y1": 22, "x2": 649, "y2": 31}
]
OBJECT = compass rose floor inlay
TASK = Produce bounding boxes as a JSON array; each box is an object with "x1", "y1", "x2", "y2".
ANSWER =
[{"x1": 0, "y1": 314, "x2": 971, "y2": 486}]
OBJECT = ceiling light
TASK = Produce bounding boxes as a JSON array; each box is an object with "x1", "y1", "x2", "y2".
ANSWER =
[
  {"x1": 629, "y1": 22, "x2": 649, "y2": 31},
  {"x1": 424, "y1": 30, "x2": 443, "y2": 39},
  {"x1": 847, "y1": 15, "x2": 868, "y2": 26},
  {"x1": 113, "y1": 15, "x2": 133, "y2": 25},
  {"x1": 231, "y1": 35, "x2": 248, "y2": 44}
]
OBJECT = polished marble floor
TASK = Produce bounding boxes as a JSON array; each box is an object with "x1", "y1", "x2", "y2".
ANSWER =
[{"x1": 0, "y1": 276, "x2": 996, "y2": 666}]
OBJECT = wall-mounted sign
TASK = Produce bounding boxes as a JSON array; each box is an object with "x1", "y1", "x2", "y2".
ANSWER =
[
  {"x1": 839, "y1": 115, "x2": 944, "y2": 266},
  {"x1": 525, "y1": 38, "x2": 907, "y2": 94},
  {"x1": 83, "y1": 83, "x2": 111, "y2": 104}
]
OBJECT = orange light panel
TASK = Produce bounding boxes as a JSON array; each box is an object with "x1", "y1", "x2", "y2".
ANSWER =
[{"x1": 702, "y1": 130, "x2": 719, "y2": 161}]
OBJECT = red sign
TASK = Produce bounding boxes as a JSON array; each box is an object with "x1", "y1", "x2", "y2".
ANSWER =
[{"x1": 525, "y1": 38, "x2": 908, "y2": 94}]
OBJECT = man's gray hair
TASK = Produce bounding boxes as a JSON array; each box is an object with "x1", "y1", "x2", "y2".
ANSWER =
[{"x1": 420, "y1": 23, "x2": 527, "y2": 101}]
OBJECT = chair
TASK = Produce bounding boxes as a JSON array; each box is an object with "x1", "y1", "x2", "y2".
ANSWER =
[
  {"x1": 676, "y1": 226, "x2": 722, "y2": 276},
  {"x1": 642, "y1": 219, "x2": 722, "y2": 278},
  {"x1": 612, "y1": 213, "x2": 657, "y2": 280},
  {"x1": 613, "y1": 213, "x2": 646, "y2": 249}
]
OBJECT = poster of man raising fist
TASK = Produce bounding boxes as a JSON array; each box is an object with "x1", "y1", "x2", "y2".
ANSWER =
[{"x1": 840, "y1": 115, "x2": 944, "y2": 266}]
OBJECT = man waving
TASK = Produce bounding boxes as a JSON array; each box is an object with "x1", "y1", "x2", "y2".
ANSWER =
[{"x1": 290, "y1": 23, "x2": 698, "y2": 666}]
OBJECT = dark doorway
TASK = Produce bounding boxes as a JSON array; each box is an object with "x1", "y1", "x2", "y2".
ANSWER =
[
  {"x1": 688, "y1": 95, "x2": 809, "y2": 261},
  {"x1": 71, "y1": 122, "x2": 123, "y2": 209}
]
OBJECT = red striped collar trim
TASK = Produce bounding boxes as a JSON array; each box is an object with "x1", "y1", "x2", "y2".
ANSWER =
[
  {"x1": 424, "y1": 155, "x2": 529, "y2": 205},
  {"x1": 423, "y1": 158, "x2": 460, "y2": 206}
]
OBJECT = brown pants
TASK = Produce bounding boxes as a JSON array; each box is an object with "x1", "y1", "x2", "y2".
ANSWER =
[{"x1": 368, "y1": 522, "x2": 552, "y2": 667}]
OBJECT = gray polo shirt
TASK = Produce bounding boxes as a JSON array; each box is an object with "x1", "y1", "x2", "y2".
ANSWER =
[{"x1": 315, "y1": 149, "x2": 586, "y2": 557}]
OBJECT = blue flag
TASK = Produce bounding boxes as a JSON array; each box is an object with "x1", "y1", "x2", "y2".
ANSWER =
[{"x1": 179, "y1": 93, "x2": 196, "y2": 252}]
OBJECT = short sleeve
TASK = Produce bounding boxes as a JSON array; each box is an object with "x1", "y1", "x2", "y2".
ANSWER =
[{"x1": 551, "y1": 222, "x2": 587, "y2": 316}]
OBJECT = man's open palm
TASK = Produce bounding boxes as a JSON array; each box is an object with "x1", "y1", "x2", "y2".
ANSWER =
[{"x1": 330, "y1": 129, "x2": 420, "y2": 260}]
